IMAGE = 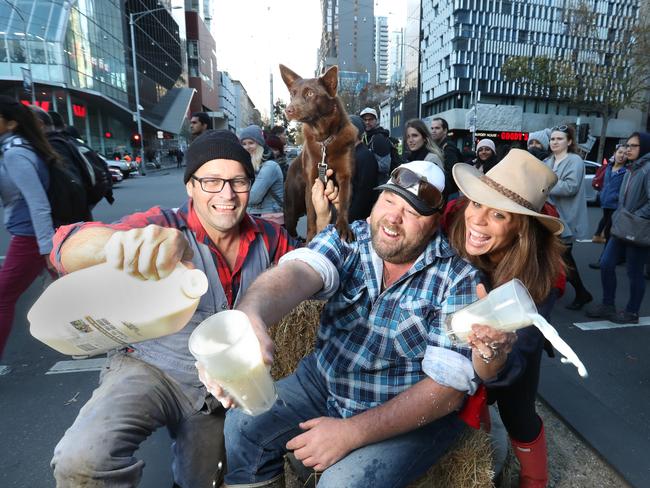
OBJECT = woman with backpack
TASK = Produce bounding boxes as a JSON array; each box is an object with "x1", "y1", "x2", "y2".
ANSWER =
[
  {"x1": 0, "y1": 96, "x2": 59, "y2": 358},
  {"x1": 240, "y1": 125, "x2": 284, "y2": 225}
]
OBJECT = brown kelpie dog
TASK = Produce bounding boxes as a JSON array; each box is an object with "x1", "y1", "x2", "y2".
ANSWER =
[{"x1": 280, "y1": 64, "x2": 356, "y2": 241}]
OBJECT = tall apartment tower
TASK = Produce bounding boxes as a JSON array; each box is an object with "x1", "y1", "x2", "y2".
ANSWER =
[
  {"x1": 389, "y1": 28, "x2": 405, "y2": 85},
  {"x1": 418, "y1": 0, "x2": 642, "y2": 141},
  {"x1": 318, "y1": 0, "x2": 376, "y2": 88},
  {"x1": 375, "y1": 16, "x2": 389, "y2": 84}
]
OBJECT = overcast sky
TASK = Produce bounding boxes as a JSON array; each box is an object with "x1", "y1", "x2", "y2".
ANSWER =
[{"x1": 213, "y1": 0, "x2": 406, "y2": 121}]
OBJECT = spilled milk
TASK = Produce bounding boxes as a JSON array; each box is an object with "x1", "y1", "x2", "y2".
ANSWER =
[{"x1": 528, "y1": 313, "x2": 588, "y2": 378}]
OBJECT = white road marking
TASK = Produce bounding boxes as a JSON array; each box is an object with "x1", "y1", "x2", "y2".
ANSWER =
[
  {"x1": 574, "y1": 317, "x2": 650, "y2": 331},
  {"x1": 46, "y1": 358, "x2": 106, "y2": 375},
  {"x1": 0, "y1": 365, "x2": 11, "y2": 375}
]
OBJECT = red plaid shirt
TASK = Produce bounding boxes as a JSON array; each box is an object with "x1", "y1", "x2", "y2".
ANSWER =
[{"x1": 51, "y1": 201, "x2": 297, "y2": 307}]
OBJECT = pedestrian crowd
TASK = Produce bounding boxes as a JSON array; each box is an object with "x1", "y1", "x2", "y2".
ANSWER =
[{"x1": 2, "y1": 91, "x2": 650, "y2": 488}]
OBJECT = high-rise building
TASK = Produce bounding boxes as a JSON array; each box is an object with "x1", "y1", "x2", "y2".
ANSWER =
[
  {"x1": 0, "y1": 0, "x2": 193, "y2": 155},
  {"x1": 318, "y1": 0, "x2": 376, "y2": 88},
  {"x1": 389, "y1": 29, "x2": 404, "y2": 85},
  {"x1": 418, "y1": 0, "x2": 643, "y2": 147},
  {"x1": 375, "y1": 16, "x2": 389, "y2": 84}
]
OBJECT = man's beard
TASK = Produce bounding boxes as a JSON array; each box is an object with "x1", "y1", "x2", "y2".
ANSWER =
[{"x1": 370, "y1": 218, "x2": 434, "y2": 264}]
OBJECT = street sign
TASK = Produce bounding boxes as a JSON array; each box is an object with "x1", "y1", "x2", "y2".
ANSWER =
[
  {"x1": 21, "y1": 67, "x2": 32, "y2": 93},
  {"x1": 157, "y1": 130, "x2": 164, "y2": 139}
]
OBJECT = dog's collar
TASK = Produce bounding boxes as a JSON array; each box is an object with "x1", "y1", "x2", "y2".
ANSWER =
[{"x1": 318, "y1": 135, "x2": 334, "y2": 147}]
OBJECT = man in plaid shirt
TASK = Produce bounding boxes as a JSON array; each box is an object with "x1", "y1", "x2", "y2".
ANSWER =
[
  {"x1": 50, "y1": 130, "x2": 328, "y2": 488},
  {"x1": 203, "y1": 161, "x2": 512, "y2": 488}
]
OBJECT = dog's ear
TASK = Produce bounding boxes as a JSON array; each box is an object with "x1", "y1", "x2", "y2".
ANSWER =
[
  {"x1": 279, "y1": 64, "x2": 301, "y2": 89},
  {"x1": 320, "y1": 65, "x2": 338, "y2": 97}
]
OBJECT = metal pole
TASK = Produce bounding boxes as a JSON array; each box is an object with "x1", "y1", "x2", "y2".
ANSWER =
[
  {"x1": 269, "y1": 71, "x2": 274, "y2": 127},
  {"x1": 4, "y1": 1, "x2": 35, "y2": 103},
  {"x1": 129, "y1": 13, "x2": 145, "y2": 175},
  {"x1": 472, "y1": 29, "x2": 482, "y2": 152}
]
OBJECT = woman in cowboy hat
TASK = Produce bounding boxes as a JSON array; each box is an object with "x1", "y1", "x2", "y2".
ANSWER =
[{"x1": 447, "y1": 149, "x2": 566, "y2": 488}]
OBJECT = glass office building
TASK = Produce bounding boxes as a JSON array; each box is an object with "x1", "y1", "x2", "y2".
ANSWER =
[{"x1": 0, "y1": 0, "x2": 191, "y2": 156}]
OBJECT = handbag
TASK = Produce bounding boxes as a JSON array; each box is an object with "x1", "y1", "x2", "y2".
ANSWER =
[
  {"x1": 592, "y1": 161, "x2": 607, "y2": 191},
  {"x1": 611, "y1": 167, "x2": 650, "y2": 246},
  {"x1": 611, "y1": 208, "x2": 650, "y2": 246}
]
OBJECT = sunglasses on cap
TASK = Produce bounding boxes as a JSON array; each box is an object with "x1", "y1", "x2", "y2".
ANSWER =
[
  {"x1": 551, "y1": 125, "x2": 569, "y2": 133},
  {"x1": 390, "y1": 166, "x2": 445, "y2": 212}
]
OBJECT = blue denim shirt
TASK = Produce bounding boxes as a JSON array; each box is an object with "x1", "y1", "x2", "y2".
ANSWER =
[
  {"x1": 306, "y1": 221, "x2": 480, "y2": 418},
  {"x1": 248, "y1": 159, "x2": 284, "y2": 215}
]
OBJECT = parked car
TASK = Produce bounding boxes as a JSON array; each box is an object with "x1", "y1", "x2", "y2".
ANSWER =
[
  {"x1": 285, "y1": 146, "x2": 300, "y2": 161},
  {"x1": 107, "y1": 166, "x2": 123, "y2": 183},
  {"x1": 583, "y1": 160, "x2": 601, "y2": 205},
  {"x1": 107, "y1": 157, "x2": 138, "y2": 178}
]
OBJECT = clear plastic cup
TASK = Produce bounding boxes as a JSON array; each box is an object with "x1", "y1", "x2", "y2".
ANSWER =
[
  {"x1": 189, "y1": 310, "x2": 277, "y2": 416},
  {"x1": 445, "y1": 279, "x2": 538, "y2": 344}
]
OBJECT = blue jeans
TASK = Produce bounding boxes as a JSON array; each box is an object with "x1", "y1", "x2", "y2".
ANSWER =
[
  {"x1": 600, "y1": 237, "x2": 650, "y2": 313},
  {"x1": 51, "y1": 354, "x2": 225, "y2": 488},
  {"x1": 224, "y1": 354, "x2": 465, "y2": 487}
]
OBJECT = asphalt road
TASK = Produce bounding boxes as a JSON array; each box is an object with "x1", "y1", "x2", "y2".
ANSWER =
[{"x1": 1, "y1": 167, "x2": 648, "y2": 487}]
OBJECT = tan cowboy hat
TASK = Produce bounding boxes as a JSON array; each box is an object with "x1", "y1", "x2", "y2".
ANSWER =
[{"x1": 453, "y1": 148, "x2": 564, "y2": 235}]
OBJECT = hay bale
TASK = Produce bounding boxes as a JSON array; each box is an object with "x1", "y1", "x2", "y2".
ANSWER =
[
  {"x1": 268, "y1": 300, "x2": 324, "y2": 380},
  {"x1": 407, "y1": 428, "x2": 495, "y2": 488},
  {"x1": 271, "y1": 300, "x2": 497, "y2": 487}
]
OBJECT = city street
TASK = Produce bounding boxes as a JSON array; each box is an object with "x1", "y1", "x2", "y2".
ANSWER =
[{"x1": 1, "y1": 166, "x2": 649, "y2": 487}]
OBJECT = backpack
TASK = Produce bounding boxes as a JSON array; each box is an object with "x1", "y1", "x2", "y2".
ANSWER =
[
  {"x1": 48, "y1": 133, "x2": 113, "y2": 206},
  {"x1": 77, "y1": 145, "x2": 114, "y2": 205},
  {"x1": 1, "y1": 136, "x2": 89, "y2": 227},
  {"x1": 47, "y1": 161, "x2": 91, "y2": 226}
]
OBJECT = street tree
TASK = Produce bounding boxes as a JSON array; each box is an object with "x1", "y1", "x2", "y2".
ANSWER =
[{"x1": 502, "y1": 0, "x2": 650, "y2": 163}]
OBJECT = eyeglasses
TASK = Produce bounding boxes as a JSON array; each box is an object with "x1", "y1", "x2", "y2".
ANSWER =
[
  {"x1": 625, "y1": 143, "x2": 640, "y2": 149},
  {"x1": 390, "y1": 167, "x2": 444, "y2": 211},
  {"x1": 551, "y1": 125, "x2": 569, "y2": 133},
  {"x1": 190, "y1": 175, "x2": 252, "y2": 193}
]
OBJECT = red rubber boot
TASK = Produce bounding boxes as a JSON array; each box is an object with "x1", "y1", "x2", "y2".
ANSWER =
[{"x1": 510, "y1": 423, "x2": 548, "y2": 488}]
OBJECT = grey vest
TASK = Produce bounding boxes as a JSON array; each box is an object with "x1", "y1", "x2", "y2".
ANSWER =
[{"x1": 126, "y1": 209, "x2": 270, "y2": 408}]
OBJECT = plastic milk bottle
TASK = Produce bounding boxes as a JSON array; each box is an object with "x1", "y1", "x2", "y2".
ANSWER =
[{"x1": 28, "y1": 263, "x2": 208, "y2": 357}]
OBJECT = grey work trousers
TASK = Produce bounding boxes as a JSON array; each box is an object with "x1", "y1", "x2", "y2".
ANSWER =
[{"x1": 51, "y1": 354, "x2": 225, "y2": 488}]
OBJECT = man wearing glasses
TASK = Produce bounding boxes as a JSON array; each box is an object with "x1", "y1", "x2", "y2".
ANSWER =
[
  {"x1": 199, "y1": 161, "x2": 501, "y2": 488},
  {"x1": 49, "y1": 130, "x2": 331, "y2": 487}
]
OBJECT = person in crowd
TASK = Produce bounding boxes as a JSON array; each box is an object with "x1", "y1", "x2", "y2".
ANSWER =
[
  {"x1": 0, "y1": 96, "x2": 58, "y2": 358},
  {"x1": 461, "y1": 142, "x2": 475, "y2": 163},
  {"x1": 447, "y1": 149, "x2": 565, "y2": 488},
  {"x1": 360, "y1": 107, "x2": 392, "y2": 184},
  {"x1": 198, "y1": 161, "x2": 518, "y2": 488},
  {"x1": 544, "y1": 125, "x2": 592, "y2": 310},
  {"x1": 473, "y1": 138, "x2": 500, "y2": 174},
  {"x1": 240, "y1": 125, "x2": 284, "y2": 225},
  {"x1": 403, "y1": 118, "x2": 444, "y2": 169},
  {"x1": 49, "y1": 129, "x2": 338, "y2": 487},
  {"x1": 269, "y1": 125, "x2": 288, "y2": 146},
  {"x1": 348, "y1": 115, "x2": 379, "y2": 221},
  {"x1": 590, "y1": 144, "x2": 628, "y2": 250},
  {"x1": 190, "y1": 112, "x2": 212, "y2": 140},
  {"x1": 587, "y1": 132, "x2": 650, "y2": 324},
  {"x1": 265, "y1": 134, "x2": 288, "y2": 180},
  {"x1": 176, "y1": 147, "x2": 184, "y2": 168},
  {"x1": 527, "y1": 129, "x2": 551, "y2": 161},
  {"x1": 430, "y1": 117, "x2": 463, "y2": 198}
]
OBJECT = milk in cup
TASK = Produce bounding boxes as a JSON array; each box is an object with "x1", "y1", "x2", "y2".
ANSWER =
[
  {"x1": 446, "y1": 279, "x2": 588, "y2": 377},
  {"x1": 28, "y1": 263, "x2": 208, "y2": 357},
  {"x1": 189, "y1": 310, "x2": 277, "y2": 416}
]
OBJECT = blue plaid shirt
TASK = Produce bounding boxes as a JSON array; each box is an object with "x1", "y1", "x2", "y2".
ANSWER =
[{"x1": 308, "y1": 221, "x2": 479, "y2": 418}]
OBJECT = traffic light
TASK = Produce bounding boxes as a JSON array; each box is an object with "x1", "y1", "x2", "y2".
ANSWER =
[
  {"x1": 131, "y1": 133, "x2": 141, "y2": 147},
  {"x1": 104, "y1": 131, "x2": 112, "y2": 139}
]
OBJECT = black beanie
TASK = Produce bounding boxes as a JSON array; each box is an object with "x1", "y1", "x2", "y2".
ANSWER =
[{"x1": 183, "y1": 129, "x2": 254, "y2": 183}]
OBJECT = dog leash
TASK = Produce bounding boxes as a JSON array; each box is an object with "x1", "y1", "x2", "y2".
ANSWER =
[{"x1": 318, "y1": 135, "x2": 334, "y2": 183}]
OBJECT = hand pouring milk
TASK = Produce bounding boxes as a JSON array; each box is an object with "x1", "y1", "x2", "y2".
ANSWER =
[{"x1": 28, "y1": 263, "x2": 208, "y2": 357}]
